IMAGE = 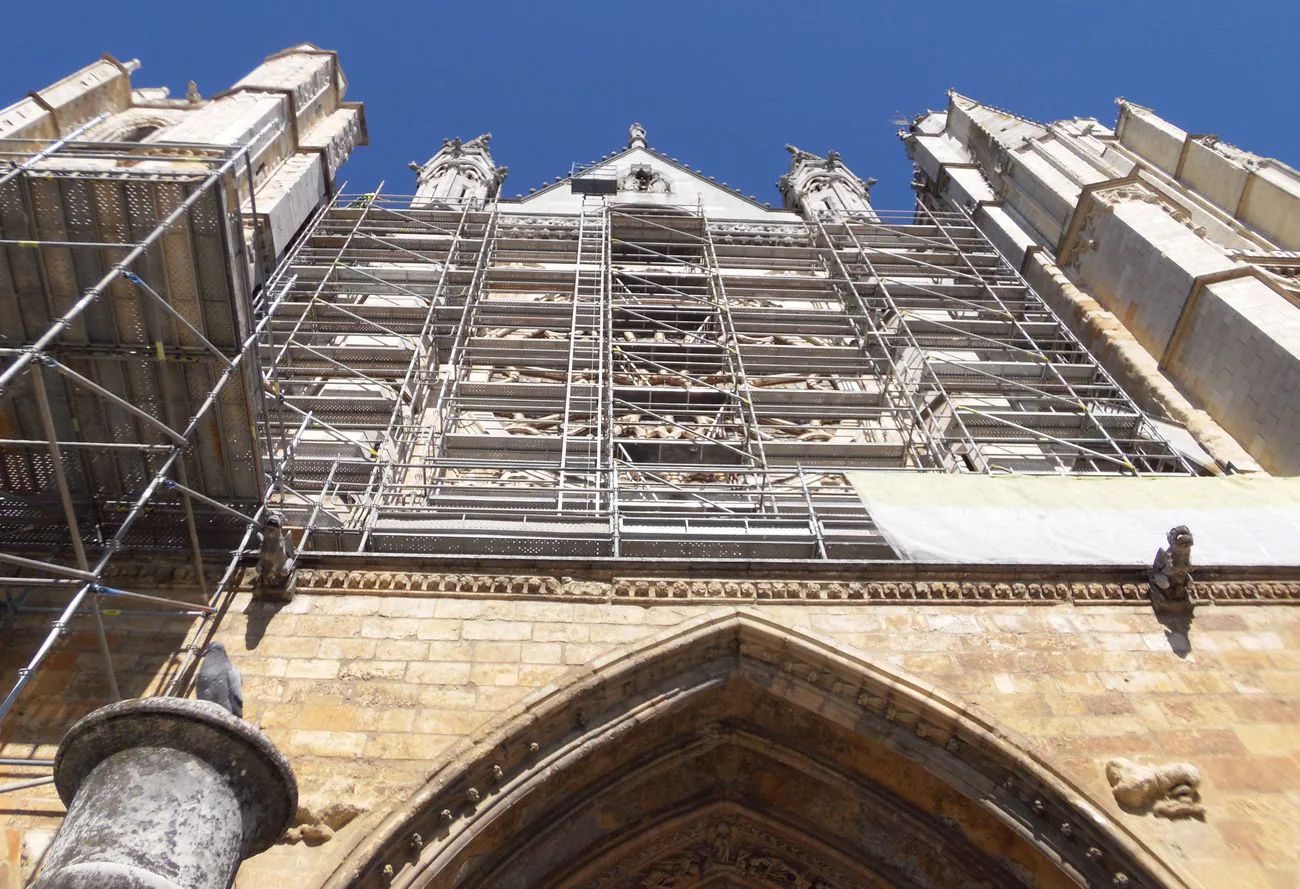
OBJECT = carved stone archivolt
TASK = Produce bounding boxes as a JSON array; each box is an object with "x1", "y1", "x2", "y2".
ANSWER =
[
  {"x1": 322, "y1": 611, "x2": 1194, "y2": 889},
  {"x1": 576, "y1": 811, "x2": 860, "y2": 889},
  {"x1": 274, "y1": 568, "x2": 1300, "y2": 605}
]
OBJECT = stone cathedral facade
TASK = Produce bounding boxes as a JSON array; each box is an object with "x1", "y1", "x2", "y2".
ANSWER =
[{"x1": 1, "y1": 47, "x2": 1298, "y2": 889}]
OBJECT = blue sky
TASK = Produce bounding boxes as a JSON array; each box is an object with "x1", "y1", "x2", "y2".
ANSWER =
[{"x1": 4, "y1": 0, "x2": 1296, "y2": 209}]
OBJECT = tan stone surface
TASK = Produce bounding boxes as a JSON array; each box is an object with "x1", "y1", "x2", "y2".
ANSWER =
[{"x1": 3, "y1": 588, "x2": 1299, "y2": 888}]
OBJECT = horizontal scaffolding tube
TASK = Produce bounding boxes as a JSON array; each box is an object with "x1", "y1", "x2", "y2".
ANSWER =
[{"x1": 0, "y1": 121, "x2": 276, "y2": 397}]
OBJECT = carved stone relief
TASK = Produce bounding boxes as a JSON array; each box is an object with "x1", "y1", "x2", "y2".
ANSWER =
[
  {"x1": 580, "y1": 816, "x2": 854, "y2": 889},
  {"x1": 1106, "y1": 759, "x2": 1205, "y2": 820},
  {"x1": 619, "y1": 165, "x2": 670, "y2": 194}
]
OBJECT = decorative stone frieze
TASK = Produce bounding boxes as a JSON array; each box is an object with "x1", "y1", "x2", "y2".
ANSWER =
[{"x1": 274, "y1": 568, "x2": 1300, "y2": 604}]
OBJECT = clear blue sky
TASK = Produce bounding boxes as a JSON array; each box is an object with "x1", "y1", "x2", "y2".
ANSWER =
[{"x1": 4, "y1": 0, "x2": 1295, "y2": 209}]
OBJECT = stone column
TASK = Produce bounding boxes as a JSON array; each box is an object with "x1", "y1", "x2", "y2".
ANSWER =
[{"x1": 30, "y1": 697, "x2": 296, "y2": 889}]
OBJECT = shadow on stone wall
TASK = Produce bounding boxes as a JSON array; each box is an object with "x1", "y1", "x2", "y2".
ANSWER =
[{"x1": 0, "y1": 596, "x2": 204, "y2": 755}]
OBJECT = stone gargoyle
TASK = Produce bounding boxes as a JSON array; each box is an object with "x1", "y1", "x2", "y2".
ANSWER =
[
  {"x1": 1149, "y1": 524, "x2": 1194, "y2": 613},
  {"x1": 256, "y1": 513, "x2": 296, "y2": 600}
]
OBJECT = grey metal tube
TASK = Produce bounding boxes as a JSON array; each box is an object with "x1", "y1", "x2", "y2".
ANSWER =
[
  {"x1": 0, "y1": 260, "x2": 299, "y2": 725},
  {"x1": 46, "y1": 359, "x2": 189, "y2": 445},
  {"x1": 0, "y1": 113, "x2": 110, "y2": 189},
  {"x1": 0, "y1": 121, "x2": 276, "y2": 396},
  {"x1": 161, "y1": 479, "x2": 259, "y2": 526},
  {"x1": 31, "y1": 367, "x2": 121, "y2": 702},
  {"x1": 0, "y1": 775, "x2": 55, "y2": 794},
  {"x1": 0, "y1": 552, "x2": 97, "y2": 582}
]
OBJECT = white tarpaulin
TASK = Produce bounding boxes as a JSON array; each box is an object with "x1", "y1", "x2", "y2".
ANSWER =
[{"x1": 847, "y1": 473, "x2": 1300, "y2": 565}]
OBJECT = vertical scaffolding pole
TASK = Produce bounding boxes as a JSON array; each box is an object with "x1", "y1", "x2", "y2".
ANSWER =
[
  {"x1": 30, "y1": 367, "x2": 121, "y2": 702},
  {"x1": 358, "y1": 198, "x2": 474, "y2": 548}
]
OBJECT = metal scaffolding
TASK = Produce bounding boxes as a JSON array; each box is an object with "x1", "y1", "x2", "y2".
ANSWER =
[
  {"x1": 259, "y1": 192, "x2": 1191, "y2": 562},
  {"x1": 0, "y1": 148, "x2": 1195, "y2": 739},
  {"x1": 0, "y1": 127, "x2": 279, "y2": 725}
]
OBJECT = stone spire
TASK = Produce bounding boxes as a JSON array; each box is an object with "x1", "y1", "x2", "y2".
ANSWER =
[
  {"x1": 777, "y1": 144, "x2": 877, "y2": 221},
  {"x1": 627, "y1": 122, "x2": 647, "y2": 149},
  {"x1": 409, "y1": 132, "x2": 507, "y2": 207}
]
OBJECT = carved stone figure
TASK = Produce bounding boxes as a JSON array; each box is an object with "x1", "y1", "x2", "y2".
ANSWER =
[
  {"x1": 1105, "y1": 758, "x2": 1204, "y2": 820},
  {"x1": 628, "y1": 121, "x2": 647, "y2": 149},
  {"x1": 620, "y1": 164, "x2": 670, "y2": 194},
  {"x1": 1150, "y1": 525, "x2": 1193, "y2": 600},
  {"x1": 614, "y1": 817, "x2": 848, "y2": 889},
  {"x1": 785, "y1": 144, "x2": 818, "y2": 165},
  {"x1": 257, "y1": 514, "x2": 296, "y2": 598}
]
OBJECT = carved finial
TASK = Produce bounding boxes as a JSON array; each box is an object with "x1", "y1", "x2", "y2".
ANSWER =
[
  {"x1": 414, "y1": 134, "x2": 501, "y2": 207},
  {"x1": 628, "y1": 121, "x2": 647, "y2": 149},
  {"x1": 186, "y1": 80, "x2": 201, "y2": 104}
]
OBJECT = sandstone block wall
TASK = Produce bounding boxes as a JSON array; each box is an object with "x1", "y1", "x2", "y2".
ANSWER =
[{"x1": 2, "y1": 582, "x2": 1298, "y2": 889}]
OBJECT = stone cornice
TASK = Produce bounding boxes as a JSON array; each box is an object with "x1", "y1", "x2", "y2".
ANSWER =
[{"x1": 268, "y1": 568, "x2": 1300, "y2": 605}]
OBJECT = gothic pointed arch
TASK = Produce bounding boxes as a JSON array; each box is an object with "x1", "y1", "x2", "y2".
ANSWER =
[{"x1": 325, "y1": 611, "x2": 1192, "y2": 889}]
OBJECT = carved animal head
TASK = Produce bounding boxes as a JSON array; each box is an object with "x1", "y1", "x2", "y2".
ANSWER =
[
  {"x1": 262, "y1": 514, "x2": 284, "y2": 542},
  {"x1": 1105, "y1": 758, "x2": 1204, "y2": 820},
  {"x1": 1167, "y1": 525, "x2": 1193, "y2": 552}
]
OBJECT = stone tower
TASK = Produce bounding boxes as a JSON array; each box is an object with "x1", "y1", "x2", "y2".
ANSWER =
[
  {"x1": 410, "y1": 133, "x2": 506, "y2": 207},
  {"x1": 1, "y1": 56, "x2": 1298, "y2": 889}
]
